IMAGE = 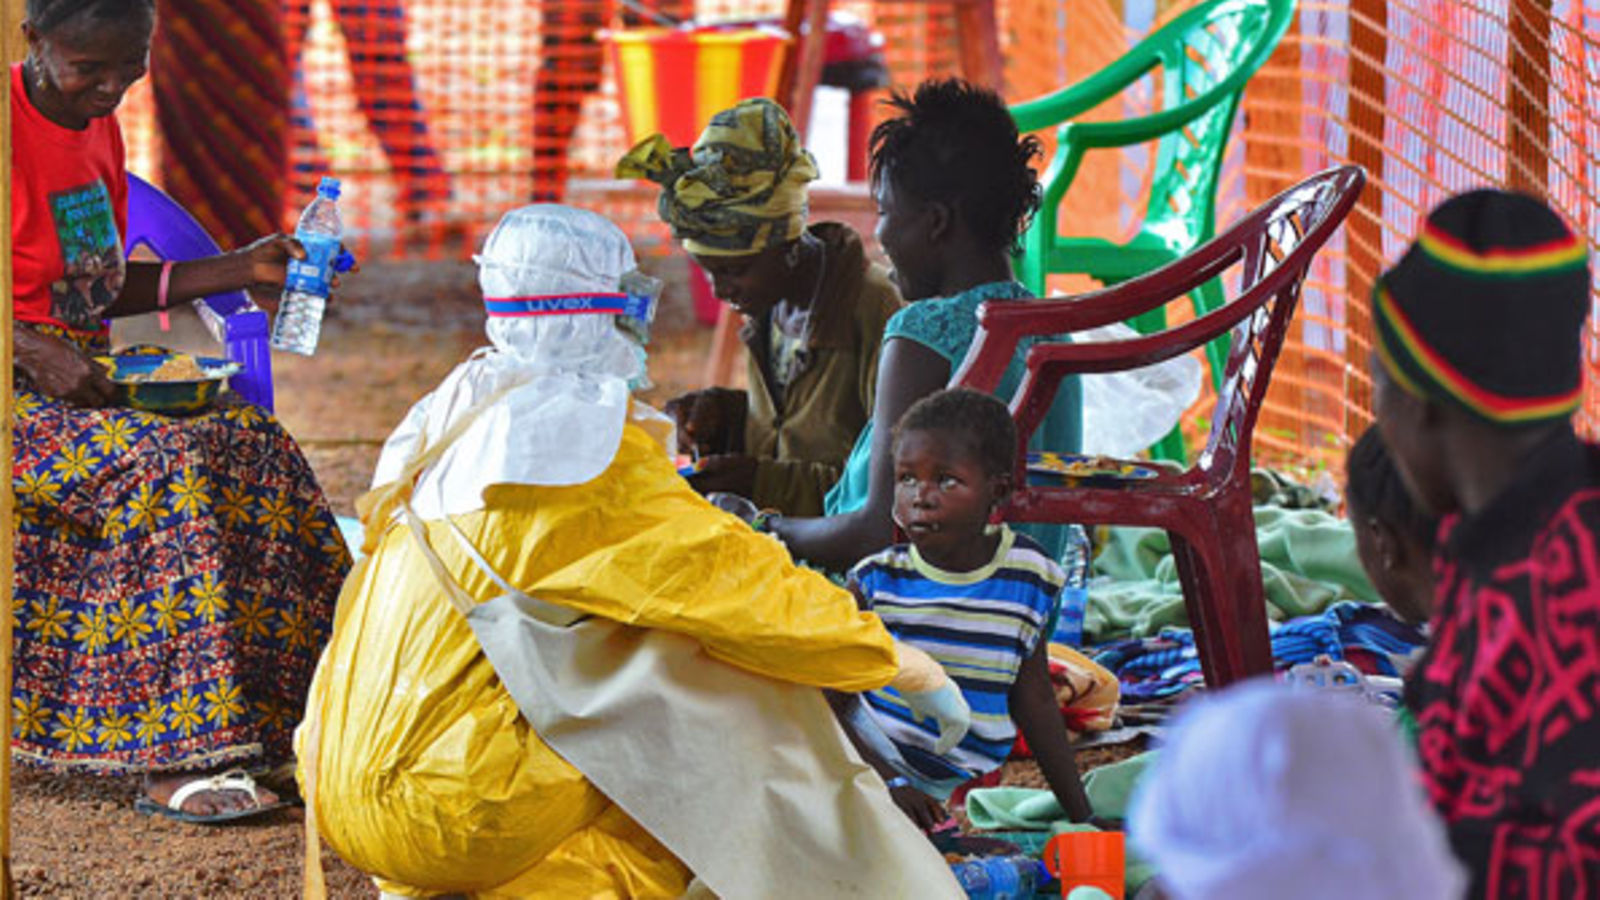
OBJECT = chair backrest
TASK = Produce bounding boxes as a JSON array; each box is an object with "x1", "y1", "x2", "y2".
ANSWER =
[
  {"x1": 1142, "y1": 0, "x2": 1291, "y2": 246},
  {"x1": 124, "y1": 174, "x2": 275, "y2": 411},
  {"x1": 1012, "y1": 0, "x2": 1294, "y2": 257},
  {"x1": 954, "y1": 165, "x2": 1365, "y2": 496},
  {"x1": 125, "y1": 174, "x2": 253, "y2": 316}
]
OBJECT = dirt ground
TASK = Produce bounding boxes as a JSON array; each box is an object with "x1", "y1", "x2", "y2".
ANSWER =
[{"x1": 13, "y1": 258, "x2": 1139, "y2": 897}]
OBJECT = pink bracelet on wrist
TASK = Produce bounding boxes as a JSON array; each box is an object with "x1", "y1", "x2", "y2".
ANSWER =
[{"x1": 157, "y1": 260, "x2": 175, "y2": 331}]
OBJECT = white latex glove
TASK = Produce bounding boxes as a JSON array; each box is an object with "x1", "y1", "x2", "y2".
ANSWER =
[{"x1": 901, "y1": 682, "x2": 972, "y2": 756}]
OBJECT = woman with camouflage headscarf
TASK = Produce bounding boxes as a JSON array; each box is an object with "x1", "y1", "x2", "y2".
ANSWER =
[{"x1": 620, "y1": 97, "x2": 901, "y2": 516}]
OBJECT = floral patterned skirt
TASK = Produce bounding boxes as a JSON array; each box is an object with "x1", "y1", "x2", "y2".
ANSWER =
[{"x1": 10, "y1": 330, "x2": 350, "y2": 774}]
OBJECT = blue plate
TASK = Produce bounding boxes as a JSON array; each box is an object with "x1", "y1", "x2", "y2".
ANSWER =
[{"x1": 97, "y1": 352, "x2": 242, "y2": 415}]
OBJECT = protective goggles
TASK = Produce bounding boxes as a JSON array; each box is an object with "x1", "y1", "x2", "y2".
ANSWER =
[{"x1": 482, "y1": 269, "x2": 665, "y2": 344}]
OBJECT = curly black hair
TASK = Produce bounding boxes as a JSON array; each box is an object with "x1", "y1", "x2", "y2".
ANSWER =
[
  {"x1": 1346, "y1": 426, "x2": 1437, "y2": 548},
  {"x1": 868, "y1": 78, "x2": 1042, "y2": 255},
  {"x1": 27, "y1": 0, "x2": 153, "y2": 35},
  {"x1": 893, "y1": 387, "x2": 1017, "y2": 480}
]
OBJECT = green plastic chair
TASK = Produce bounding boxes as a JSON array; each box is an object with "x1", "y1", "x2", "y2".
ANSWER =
[{"x1": 1010, "y1": 0, "x2": 1295, "y2": 460}]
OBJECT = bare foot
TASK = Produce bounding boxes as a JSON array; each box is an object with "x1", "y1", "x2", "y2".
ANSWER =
[{"x1": 144, "y1": 769, "x2": 279, "y2": 818}]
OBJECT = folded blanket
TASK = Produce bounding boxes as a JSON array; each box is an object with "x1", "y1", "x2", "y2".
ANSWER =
[
  {"x1": 1087, "y1": 506, "x2": 1382, "y2": 644},
  {"x1": 1050, "y1": 643, "x2": 1121, "y2": 734}
]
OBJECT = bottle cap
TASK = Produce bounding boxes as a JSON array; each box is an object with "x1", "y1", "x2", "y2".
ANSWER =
[{"x1": 317, "y1": 176, "x2": 342, "y2": 199}]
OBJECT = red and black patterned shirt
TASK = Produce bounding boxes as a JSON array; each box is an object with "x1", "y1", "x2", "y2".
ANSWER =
[{"x1": 1407, "y1": 428, "x2": 1600, "y2": 899}]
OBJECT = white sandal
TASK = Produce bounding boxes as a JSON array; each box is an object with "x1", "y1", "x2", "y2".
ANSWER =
[{"x1": 135, "y1": 767, "x2": 289, "y2": 824}]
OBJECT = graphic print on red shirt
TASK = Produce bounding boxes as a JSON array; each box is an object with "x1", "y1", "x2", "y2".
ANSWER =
[
  {"x1": 10, "y1": 61, "x2": 128, "y2": 334},
  {"x1": 46, "y1": 179, "x2": 124, "y2": 330}
]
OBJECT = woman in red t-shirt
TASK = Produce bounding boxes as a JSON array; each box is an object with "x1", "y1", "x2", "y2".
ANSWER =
[{"x1": 11, "y1": 0, "x2": 350, "y2": 825}]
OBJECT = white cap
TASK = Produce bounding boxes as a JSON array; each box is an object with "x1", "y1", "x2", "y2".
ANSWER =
[{"x1": 1129, "y1": 680, "x2": 1465, "y2": 900}]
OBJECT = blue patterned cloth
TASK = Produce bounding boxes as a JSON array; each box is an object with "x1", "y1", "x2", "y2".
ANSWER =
[
  {"x1": 1092, "y1": 601, "x2": 1427, "y2": 702},
  {"x1": 823, "y1": 280, "x2": 1081, "y2": 560},
  {"x1": 10, "y1": 327, "x2": 349, "y2": 774}
]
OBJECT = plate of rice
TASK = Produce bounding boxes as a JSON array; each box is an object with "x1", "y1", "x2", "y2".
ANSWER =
[{"x1": 97, "y1": 350, "x2": 242, "y2": 414}]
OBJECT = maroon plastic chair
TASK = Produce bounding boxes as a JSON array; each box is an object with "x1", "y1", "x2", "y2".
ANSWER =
[{"x1": 953, "y1": 165, "x2": 1365, "y2": 687}]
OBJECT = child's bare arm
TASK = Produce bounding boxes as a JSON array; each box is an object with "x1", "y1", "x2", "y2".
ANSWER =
[
  {"x1": 1010, "y1": 642, "x2": 1094, "y2": 822},
  {"x1": 845, "y1": 577, "x2": 871, "y2": 612}
]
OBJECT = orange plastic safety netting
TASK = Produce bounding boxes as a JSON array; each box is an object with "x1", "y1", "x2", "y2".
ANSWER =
[
  {"x1": 114, "y1": 0, "x2": 1600, "y2": 479},
  {"x1": 1219, "y1": 0, "x2": 1600, "y2": 476}
]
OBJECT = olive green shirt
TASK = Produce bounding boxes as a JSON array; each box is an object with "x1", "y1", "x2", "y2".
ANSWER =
[{"x1": 743, "y1": 223, "x2": 901, "y2": 516}]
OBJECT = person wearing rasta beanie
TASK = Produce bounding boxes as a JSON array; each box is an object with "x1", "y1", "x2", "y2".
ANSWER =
[
  {"x1": 1370, "y1": 188, "x2": 1600, "y2": 900},
  {"x1": 1374, "y1": 188, "x2": 1589, "y2": 429}
]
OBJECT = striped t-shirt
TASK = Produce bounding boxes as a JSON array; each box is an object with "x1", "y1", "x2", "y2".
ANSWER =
[{"x1": 851, "y1": 525, "x2": 1064, "y2": 780}]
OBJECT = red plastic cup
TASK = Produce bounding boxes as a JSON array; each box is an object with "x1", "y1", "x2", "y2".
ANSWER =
[{"x1": 1044, "y1": 831, "x2": 1125, "y2": 898}]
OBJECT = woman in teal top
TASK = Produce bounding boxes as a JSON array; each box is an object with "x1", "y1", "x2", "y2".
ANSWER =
[{"x1": 768, "y1": 79, "x2": 1078, "y2": 571}]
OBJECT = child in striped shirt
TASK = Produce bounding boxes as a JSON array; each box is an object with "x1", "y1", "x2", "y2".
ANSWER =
[{"x1": 834, "y1": 388, "x2": 1094, "y2": 831}]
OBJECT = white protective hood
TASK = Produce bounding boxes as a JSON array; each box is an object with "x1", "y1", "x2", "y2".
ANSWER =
[
  {"x1": 372, "y1": 205, "x2": 661, "y2": 518},
  {"x1": 1129, "y1": 681, "x2": 1465, "y2": 900}
]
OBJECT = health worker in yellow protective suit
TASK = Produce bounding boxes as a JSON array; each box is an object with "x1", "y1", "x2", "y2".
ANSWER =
[{"x1": 297, "y1": 205, "x2": 970, "y2": 899}]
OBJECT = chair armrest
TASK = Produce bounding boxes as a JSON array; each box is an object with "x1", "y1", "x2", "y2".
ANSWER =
[
  {"x1": 985, "y1": 236, "x2": 1240, "y2": 332},
  {"x1": 1010, "y1": 47, "x2": 1160, "y2": 133},
  {"x1": 953, "y1": 246, "x2": 1237, "y2": 394},
  {"x1": 1024, "y1": 327, "x2": 1220, "y2": 377},
  {"x1": 952, "y1": 294, "x2": 1127, "y2": 394},
  {"x1": 1057, "y1": 81, "x2": 1240, "y2": 152}
]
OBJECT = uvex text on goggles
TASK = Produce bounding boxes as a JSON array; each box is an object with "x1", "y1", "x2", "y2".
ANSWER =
[{"x1": 482, "y1": 269, "x2": 664, "y2": 344}]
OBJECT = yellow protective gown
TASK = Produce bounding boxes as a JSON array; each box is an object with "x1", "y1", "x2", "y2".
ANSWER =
[{"x1": 298, "y1": 423, "x2": 901, "y2": 898}]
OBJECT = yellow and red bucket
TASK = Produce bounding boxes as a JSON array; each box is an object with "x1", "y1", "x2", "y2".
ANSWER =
[
  {"x1": 608, "y1": 24, "x2": 791, "y2": 147},
  {"x1": 608, "y1": 23, "x2": 791, "y2": 324}
]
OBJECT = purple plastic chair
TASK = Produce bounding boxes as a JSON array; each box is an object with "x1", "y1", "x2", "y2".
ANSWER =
[{"x1": 124, "y1": 174, "x2": 274, "y2": 411}]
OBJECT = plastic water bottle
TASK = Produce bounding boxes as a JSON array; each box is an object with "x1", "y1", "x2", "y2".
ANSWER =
[
  {"x1": 271, "y1": 176, "x2": 343, "y2": 355},
  {"x1": 950, "y1": 855, "x2": 1047, "y2": 900},
  {"x1": 1052, "y1": 524, "x2": 1092, "y2": 647}
]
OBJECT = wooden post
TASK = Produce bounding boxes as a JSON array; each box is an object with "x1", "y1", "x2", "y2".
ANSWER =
[
  {"x1": 1345, "y1": 0, "x2": 1387, "y2": 429},
  {"x1": 781, "y1": 0, "x2": 831, "y2": 138},
  {"x1": 1, "y1": 1, "x2": 21, "y2": 896},
  {"x1": 1507, "y1": 0, "x2": 1552, "y2": 197},
  {"x1": 953, "y1": 0, "x2": 1004, "y2": 91}
]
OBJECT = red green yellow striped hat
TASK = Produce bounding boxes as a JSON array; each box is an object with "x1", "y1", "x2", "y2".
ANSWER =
[{"x1": 1374, "y1": 189, "x2": 1590, "y2": 426}]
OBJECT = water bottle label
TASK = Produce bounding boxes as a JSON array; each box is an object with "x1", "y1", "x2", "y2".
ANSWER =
[{"x1": 285, "y1": 234, "x2": 339, "y2": 295}]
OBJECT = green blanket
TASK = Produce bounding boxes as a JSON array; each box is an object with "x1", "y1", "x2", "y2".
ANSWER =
[
  {"x1": 1086, "y1": 506, "x2": 1379, "y2": 644},
  {"x1": 964, "y1": 753, "x2": 1157, "y2": 891}
]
